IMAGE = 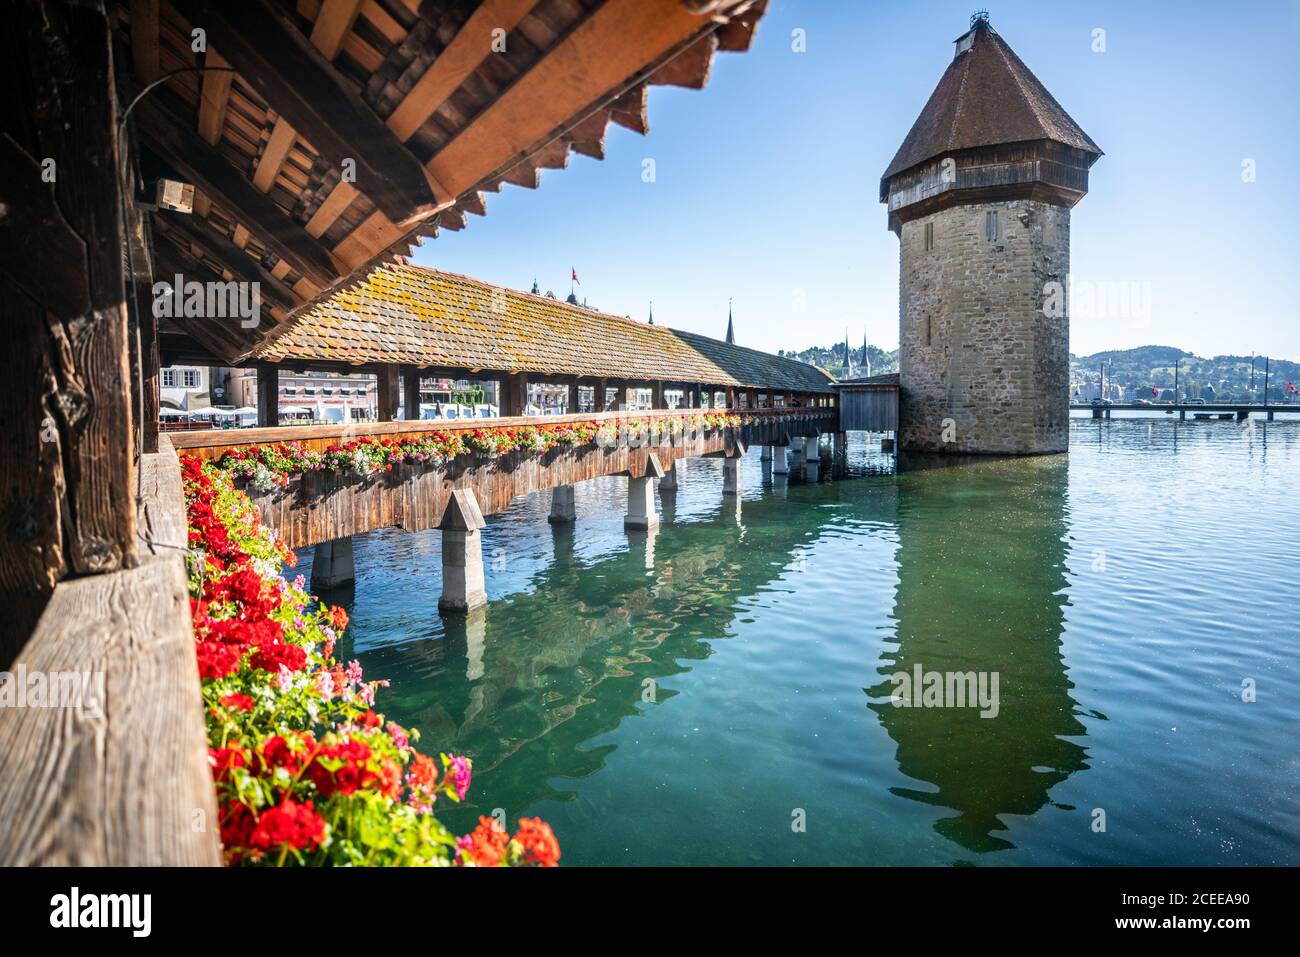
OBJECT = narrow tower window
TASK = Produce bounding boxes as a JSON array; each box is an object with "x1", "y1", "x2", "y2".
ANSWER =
[
  {"x1": 985, "y1": 210, "x2": 999, "y2": 242},
  {"x1": 924, "y1": 221, "x2": 935, "y2": 251},
  {"x1": 924, "y1": 315, "x2": 932, "y2": 346}
]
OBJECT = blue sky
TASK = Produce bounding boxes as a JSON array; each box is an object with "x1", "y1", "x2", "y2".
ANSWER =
[{"x1": 411, "y1": 0, "x2": 1300, "y2": 361}]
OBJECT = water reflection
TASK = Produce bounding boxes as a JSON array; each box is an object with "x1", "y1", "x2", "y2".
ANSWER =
[
  {"x1": 870, "y1": 454, "x2": 1089, "y2": 852},
  {"x1": 346, "y1": 488, "x2": 838, "y2": 835}
]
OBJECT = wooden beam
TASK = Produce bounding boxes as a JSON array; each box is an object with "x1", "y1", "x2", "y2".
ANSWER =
[
  {"x1": 257, "y1": 362, "x2": 280, "y2": 426},
  {"x1": 402, "y1": 365, "x2": 421, "y2": 420},
  {"x1": 376, "y1": 364, "x2": 399, "y2": 421},
  {"x1": 197, "y1": 48, "x2": 234, "y2": 145},
  {"x1": 304, "y1": 178, "x2": 358, "y2": 237},
  {"x1": 386, "y1": 0, "x2": 537, "y2": 143},
  {"x1": 135, "y1": 95, "x2": 341, "y2": 288},
  {"x1": 1, "y1": 0, "x2": 137, "y2": 650},
  {"x1": 426, "y1": 0, "x2": 723, "y2": 199},
  {"x1": 251, "y1": 116, "x2": 297, "y2": 192},
  {"x1": 310, "y1": 0, "x2": 364, "y2": 60},
  {"x1": 155, "y1": 211, "x2": 297, "y2": 310},
  {"x1": 174, "y1": 0, "x2": 443, "y2": 225},
  {"x1": 131, "y1": 0, "x2": 161, "y2": 83}
]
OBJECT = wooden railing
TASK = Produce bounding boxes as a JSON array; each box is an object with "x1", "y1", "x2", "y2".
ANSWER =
[
  {"x1": 172, "y1": 408, "x2": 839, "y2": 550},
  {"x1": 170, "y1": 407, "x2": 839, "y2": 460}
]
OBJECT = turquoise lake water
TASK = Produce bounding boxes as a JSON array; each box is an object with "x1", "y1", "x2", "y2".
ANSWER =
[{"x1": 304, "y1": 417, "x2": 1300, "y2": 866}]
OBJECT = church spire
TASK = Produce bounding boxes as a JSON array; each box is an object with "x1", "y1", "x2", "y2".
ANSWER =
[
  {"x1": 648, "y1": 300, "x2": 654, "y2": 325},
  {"x1": 725, "y1": 299, "x2": 735, "y2": 345}
]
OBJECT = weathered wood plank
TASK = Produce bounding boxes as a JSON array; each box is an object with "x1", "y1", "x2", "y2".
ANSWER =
[{"x1": 0, "y1": 443, "x2": 220, "y2": 866}]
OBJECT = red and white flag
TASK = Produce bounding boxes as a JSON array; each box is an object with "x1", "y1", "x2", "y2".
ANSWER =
[
  {"x1": 571, "y1": 267, "x2": 580, "y2": 284},
  {"x1": 1288, "y1": 381, "x2": 1297, "y2": 394},
  {"x1": 1152, "y1": 385, "x2": 1159, "y2": 397}
]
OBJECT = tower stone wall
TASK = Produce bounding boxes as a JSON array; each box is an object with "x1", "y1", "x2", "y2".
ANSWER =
[{"x1": 897, "y1": 199, "x2": 1070, "y2": 455}]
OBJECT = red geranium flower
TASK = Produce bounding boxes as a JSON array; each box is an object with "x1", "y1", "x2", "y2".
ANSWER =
[{"x1": 514, "y1": 817, "x2": 561, "y2": 867}]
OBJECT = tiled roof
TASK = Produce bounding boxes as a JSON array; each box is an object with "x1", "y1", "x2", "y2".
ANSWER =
[
  {"x1": 881, "y1": 20, "x2": 1101, "y2": 184},
  {"x1": 256, "y1": 263, "x2": 836, "y2": 394}
]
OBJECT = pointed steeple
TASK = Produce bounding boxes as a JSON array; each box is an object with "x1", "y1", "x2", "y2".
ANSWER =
[
  {"x1": 648, "y1": 300, "x2": 654, "y2": 325},
  {"x1": 862, "y1": 329, "x2": 872, "y2": 377},
  {"x1": 725, "y1": 299, "x2": 735, "y2": 345},
  {"x1": 530, "y1": 277, "x2": 539, "y2": 295}
]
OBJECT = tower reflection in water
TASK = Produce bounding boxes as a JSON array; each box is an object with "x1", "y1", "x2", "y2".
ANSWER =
[{"x1": 870, "y1": 452, "x2": 1089, "y2": 853}]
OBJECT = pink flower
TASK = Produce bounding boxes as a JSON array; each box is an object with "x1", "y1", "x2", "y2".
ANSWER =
[
  {"x1": 315, "y1": 670, "x2": 335, "y2": 700},
  {"x1": 358, "y1": 682, "x2": 376, "y2": 706},
  {"x1": 446, "y1": 754, "x2": 472, "y2": 800},
  {"x1": 346, "y1": 660, "x2": 364, "y2": 687},
  {"x1": 277, "y1": 664, "x2": 294, "y2": 692},
  {"x1": 387, "y1": 722, "x2": 408, "y2": 750}
]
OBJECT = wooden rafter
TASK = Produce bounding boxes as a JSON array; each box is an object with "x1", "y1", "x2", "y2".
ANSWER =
[
  {"x1": 196, "y1": 48, "x2": 233, "y2": 144},
  {"x1": 424, "y1": 0, "x2": 727, "y2": 200},
  {"x1": 251, "y1": 116, "x2": 297, "y2": 192},
  {"x1": 309, "y1": 0, "x2": 364, "y2": 60},
  {"x1": 385, "y1": 0, "x2": 537, "y2": 143},
  {"x1": 131, "y1": 0, "x2": 161, "y2": 82},
  {"x1": 155, "y1": 210, "x2": 297, "y2": 310},
  {"x1": 135, "y1": 95, "x2": 341, "y2": 287},
  {"x1": 173, "y1": 0, "x2": 445, "y2": 225}
]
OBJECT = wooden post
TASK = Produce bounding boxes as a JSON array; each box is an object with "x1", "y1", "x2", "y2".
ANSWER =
[
  {"x1": 652, "y1": 380, "x2": 665, "y2": 410},
  {"x1": 402, "y1": 366, "x2": 422, "y2": 420},
  {"x1": 376, "y1": 364, "x2": 399, "y2": 421},
  {"x1": 725, "y1": 387, "x2": 736, "y2": 409},
  {"x1": 566, "y1": 377, "x2": 579, "y2": 414},
  {"x1": 595, "y1": 377, "x2": 609, "y2": 413},
  {"x1": 0, "y1": 0, "x2": 139, "y2": 651},
  {"x1": 256, "y1": 362, "x2": 280, "y2": 427},
  {"x1": 501, "y1": 372, "x2": 529, "y2": 417}
]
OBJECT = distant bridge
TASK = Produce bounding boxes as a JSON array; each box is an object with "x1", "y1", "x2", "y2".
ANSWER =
[{"x1": 1071, "y1": 403, "x2": 1300, "y2": 420}]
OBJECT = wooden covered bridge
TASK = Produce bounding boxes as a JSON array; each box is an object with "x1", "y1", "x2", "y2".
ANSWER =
[
  {"x1": 171, "y1": 262, "x2": 839, "y2": 609},
  {"x1": 0, "y1": 0, "x2": 820, "y2": 865}
]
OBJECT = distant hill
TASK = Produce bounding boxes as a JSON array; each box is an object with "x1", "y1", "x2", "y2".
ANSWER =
[
  {"x1": 779, "y1": 342, "x2": 898, "y2": 378},
  {"x1": 1070, "y1": 345, "x2": 1298, "y2": 402}
]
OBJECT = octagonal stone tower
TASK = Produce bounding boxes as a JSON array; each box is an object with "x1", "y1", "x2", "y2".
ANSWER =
[{"x1": 881, "y1": 14, "x2": 1101, "y2": 454}]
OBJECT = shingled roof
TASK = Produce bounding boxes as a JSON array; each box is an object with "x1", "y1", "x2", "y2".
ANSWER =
[
  {"x1": 881, "y1": 18, "x2": 1101, "y2": 187},
  {"x1": 256, "y1": 263, "x2": 836, "y2": 394}
]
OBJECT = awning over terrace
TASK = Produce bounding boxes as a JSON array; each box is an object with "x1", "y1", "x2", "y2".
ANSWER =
[{"x1": 256, "y1": 263, "x2": 837, "y2": 394}]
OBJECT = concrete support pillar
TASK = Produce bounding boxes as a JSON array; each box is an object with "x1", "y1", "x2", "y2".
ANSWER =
[
  {"x1": 548, "y1": 484, "x2": 576, "y2": 524},
  {"x1": 774, "y1": 436, "x2": 793, "y2": 474},
  {"x1": 805, "y1": 433, "x2": 822, "y2": 460},
  {"x1": 625, "y1": 476, "x2": 659, "y2": 532},
  {"x1": 311, "y1": 537, "x2": 355, "y2": 591},
  {"x1": 439, "y1": 490, "x2": 488, "y2": 614},
  {"x1": 658, "y1": 462, "x2": 678, "y2": 491},
  {"x1": 722, "y1": 456, "x2": 741, "y2": 496},
  {"x1": 760, "y1": 444, "x2": 773, "y2": 462}
]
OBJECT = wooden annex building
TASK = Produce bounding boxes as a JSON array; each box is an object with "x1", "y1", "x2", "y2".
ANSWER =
[{"x1": 0, "y1": 0, "x2": 808, "y2": 864}]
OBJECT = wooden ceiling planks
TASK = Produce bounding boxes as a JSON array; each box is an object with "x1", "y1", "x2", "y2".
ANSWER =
[{"x1": 119, "y1": 0, "x2": 768, "y2": 364}]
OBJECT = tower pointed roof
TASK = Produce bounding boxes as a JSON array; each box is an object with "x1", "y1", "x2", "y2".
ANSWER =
[
  {"x1": 725, "y1": 300, "x2": 735, "y2": 345},
  {"x1": 880, "y1": 16, "x2": 1100, "y2": 194},
  {"x1": 648, "y1": 301, "x2": 654, "y2": 325}
]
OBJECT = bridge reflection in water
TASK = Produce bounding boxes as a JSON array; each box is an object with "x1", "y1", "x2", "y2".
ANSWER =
[{"x1": 324, "y1": 447, "x2": 1091, "y2": 861}]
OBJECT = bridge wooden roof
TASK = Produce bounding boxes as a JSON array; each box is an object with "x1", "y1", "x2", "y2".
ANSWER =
[
  {"x1": 256, "y1": 263, "x2": 837, "y2": 392},
  {"x1": 122, "y1": 0, "x2": 770, "y2": 363}
]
